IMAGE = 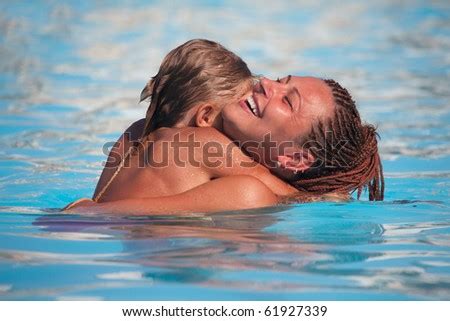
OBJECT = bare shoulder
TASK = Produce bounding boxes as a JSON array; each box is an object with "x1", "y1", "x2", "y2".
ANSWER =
[
  {"x1": 191, "y1": 128, "x2": 251, "y2": 156},
  {"x1": 162, "y1": 127, "x2": 241, "y2": 154},
  {"x1": 92, "y1": 119, "x2": 145, "y2": 200},
  {"x1": 167, "y1": 127, "x2": 234, "y2": 144},
  {"x1": 194, "y1": 127, "x2": 233, "y2": 141},
  {"x1": 124, "y1": 118, "x2": 146, "y2": 141},
  {"x1": 188, "y1": 128, "x2": 260, "y2": 168}
]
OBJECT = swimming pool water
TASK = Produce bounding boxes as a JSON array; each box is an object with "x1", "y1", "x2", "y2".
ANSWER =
[{"x1": 0, "y1": 0, "x2": 449, "y2": 300}]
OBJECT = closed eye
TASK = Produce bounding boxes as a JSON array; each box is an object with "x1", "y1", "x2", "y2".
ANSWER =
[{"x1": 284, "y1": 96, "x2": 293, "y2": 110}]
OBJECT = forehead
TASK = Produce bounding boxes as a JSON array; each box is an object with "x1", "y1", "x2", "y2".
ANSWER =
[
  {"x1": 288, "y1": 76, "x2": 335, "y2": 119},
  {"x1": 266, "y1": 76, "x2": 335, "y2": 142},
  {"x1": 286, "y1": 76, "x2": 332, "y2": 96}
]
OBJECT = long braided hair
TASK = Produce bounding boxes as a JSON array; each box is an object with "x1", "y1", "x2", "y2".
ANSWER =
[{"x1": 291, "y1": 79, "x2": 384, "y2": 201}]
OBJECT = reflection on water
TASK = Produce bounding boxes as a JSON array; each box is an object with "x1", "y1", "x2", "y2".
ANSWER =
[
  {"x1": 1, "y1": 200, "x2": 449, "y2": 300},
  {"x1": 0, "y1": 0, "x2": 449, "y2": 300}
]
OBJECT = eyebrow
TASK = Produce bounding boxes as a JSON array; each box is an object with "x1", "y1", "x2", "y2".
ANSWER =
[{"x1": 285, "y1": 75, "x2": 301, "y2": 105}]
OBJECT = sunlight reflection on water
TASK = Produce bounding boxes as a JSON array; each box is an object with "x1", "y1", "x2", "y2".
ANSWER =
[{"x1": 0, "y1": 0, "x2": 449, "y2": 300}]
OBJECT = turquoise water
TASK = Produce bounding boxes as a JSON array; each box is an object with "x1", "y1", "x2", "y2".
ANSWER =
[{"x1": 1, "y1": 0, "x2": 449, "y2": 300}]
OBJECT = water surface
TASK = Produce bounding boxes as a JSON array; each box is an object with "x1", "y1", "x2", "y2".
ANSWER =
[{"x1": 0, "y1": 0, "x2": 449, "y2": 300}]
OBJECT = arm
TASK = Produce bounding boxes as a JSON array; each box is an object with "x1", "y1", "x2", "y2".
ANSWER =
[{"x1": 65, "y1": 175, "x2": 277, "y2": 215}]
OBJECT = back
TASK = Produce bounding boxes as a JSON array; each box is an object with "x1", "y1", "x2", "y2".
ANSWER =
[{"x1": 93, "y1": 126, "x2": 214, "y2": 202}]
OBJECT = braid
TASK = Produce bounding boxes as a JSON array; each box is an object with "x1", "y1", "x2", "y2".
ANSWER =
[{"x1": 292, "y1": 79, "x2": 384, "y2": 201}]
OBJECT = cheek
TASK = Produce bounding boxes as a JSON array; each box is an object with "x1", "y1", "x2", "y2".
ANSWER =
[
  {"x1": 261, "y1": 112, "x2": 291, "y2": 137},
  {"x1": 265, "y1": 104, "x2": 291, "y2": 124},
  {"x1": 222, "y1": 106, "x2": 244, "y2": 136},
  {"x1": 221, "y1": 106, "x2": 238, "y2": 128}
]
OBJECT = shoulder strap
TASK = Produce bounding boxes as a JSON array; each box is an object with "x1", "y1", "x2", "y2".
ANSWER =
[{"x1": 93, "y1": 145, "x2": 136, "y2": 202}]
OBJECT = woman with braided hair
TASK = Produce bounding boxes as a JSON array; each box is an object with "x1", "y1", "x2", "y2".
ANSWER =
[
  {"x1": 221, "y1": 75, "x2": 384, "y2": 201},
  {"x1": 66, "y1": 74, "x2": 383, "y2": 214},
  {"x1": 65, "y1": 41, "x2": 383, "y2": 214}
]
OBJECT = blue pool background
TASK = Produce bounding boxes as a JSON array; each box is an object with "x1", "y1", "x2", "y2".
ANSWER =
[{"x1": 0, "y1": 0, "x2": 449, "y2": 300}]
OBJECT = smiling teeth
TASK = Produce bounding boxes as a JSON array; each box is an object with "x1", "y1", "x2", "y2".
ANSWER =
[{"x1": 246, "y1": 96, "x2": 259, "y2": 116}]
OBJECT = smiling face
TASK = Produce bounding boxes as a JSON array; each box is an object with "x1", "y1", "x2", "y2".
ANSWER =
[{"x1": 222, "y1": 75, "x2": 336, "y2": 167}]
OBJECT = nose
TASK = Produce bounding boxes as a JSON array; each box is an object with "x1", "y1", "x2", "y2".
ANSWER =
[
  {"x1": 260, "y1": 77, "x2": 276, "y2": 98},
  {"x1": 260, "y1": 77, "x2": 287, "y2": 98},
  {"x1": 260, "y1": 77, "x2": 271, "y2": 87}
]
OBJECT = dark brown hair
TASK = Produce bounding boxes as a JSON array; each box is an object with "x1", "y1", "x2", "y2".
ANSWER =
[
  {"x1": 292, "y1": 79, "x2": 384, "y2": 201},
  {"x1": 140, "y1": 39, "x2": 252, "y2": 138}
]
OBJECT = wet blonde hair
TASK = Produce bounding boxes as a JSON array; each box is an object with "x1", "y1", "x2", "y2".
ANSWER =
[{"x1": 140, "y1": 39, "x2": 252, "y2": 138}]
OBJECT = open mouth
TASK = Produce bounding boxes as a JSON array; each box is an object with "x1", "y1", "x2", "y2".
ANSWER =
[{"x1": 242, "y1": 95, "x2": 260, "y2": 117}]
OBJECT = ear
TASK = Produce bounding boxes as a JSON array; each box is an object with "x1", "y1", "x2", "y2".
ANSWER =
[
  {"x1": 195, "y1": 104, "x2": 220, "y2": 127},
  {"x1": 277, "y1": 149, "x2": 315, "y2": 173}
]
